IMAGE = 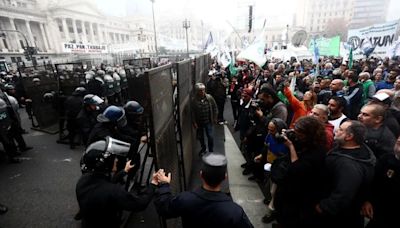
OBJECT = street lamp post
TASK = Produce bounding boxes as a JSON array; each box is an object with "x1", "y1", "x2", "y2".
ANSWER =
[
  {"x1": 183, "y1": 19, "x2": 190, "y2": 58},
  {"x1": 150, "y1": 0, "x2": 158, "y2": 56}
]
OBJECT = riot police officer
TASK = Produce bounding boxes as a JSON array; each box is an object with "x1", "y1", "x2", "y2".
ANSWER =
[
  {"x1": 64, "y1": 87, "x2": 86, "y2": 149},
  {"x1": 0, "y1": 98, "x2": 20, "y2": 163},
  {"x1": 87, "y1": 70, "x2": 104, "y2": 98},
  {"x1": 112, "y1": 72, "x2": 122, "y2": 105},
  {"x1": 76, "y1": 137, "x2": 157, "y2": 228},
  {"x1": 87, "y1": 105, "x2": 134, "y2": 146},
  {"x1": 77, "y1": 94, "x2": 104, "y2": 146}
]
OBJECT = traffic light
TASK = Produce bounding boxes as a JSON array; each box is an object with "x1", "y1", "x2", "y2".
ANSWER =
[
  {"x1": 24, "y1": 46, "x2": 37, "y2": 61},
  {"x1": 24, "y1": 47, "x2": 31, "y2": 61}
]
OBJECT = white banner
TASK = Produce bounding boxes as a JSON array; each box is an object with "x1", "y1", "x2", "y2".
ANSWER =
[
  {"x1": 347, "y1": 20, "x2": 399, "y2": 59},
  {"x1": 62, "y1": 43, "x2": 108, "y2": 54}
]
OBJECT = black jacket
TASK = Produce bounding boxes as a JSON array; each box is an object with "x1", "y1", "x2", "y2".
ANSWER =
[
  {"x1": 365, "y1": 125, "x2": 396, "y2": 159},
  {"x1": 274, "y1": 147, "x2": 326, "y2": 228},
  {"x1": 319, "y1": 144, "x2": 376, "y2": 228},
  {"x1": 344, "y1": 83, "x2": 363, "y2": 120},
  {"x1": 76, "y1": 109, "x2": 99, "y2": 145},
  {"x1": 367, "y1": 153, "x2": 400, "y2": 228},
  {"x1": 76, "y1": 172, "x2": 155, "y2": 228},
  {"x1": 154, "y1": 184, "x2": 253, "y2": 228},
  {"x1": 64, "y1": 95, "x2": 83, "y2": 119}
]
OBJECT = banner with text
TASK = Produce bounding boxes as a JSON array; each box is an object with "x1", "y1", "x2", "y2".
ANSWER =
[
  {"x1": 347, "y1": 20, "x2": 399, "y2": 59},
  {"x1": 62, "y1": 43, "x2": 108, "y2": 54},
  {"x1": 308, "y1": 36, "x2": 340, "y2": 57}
]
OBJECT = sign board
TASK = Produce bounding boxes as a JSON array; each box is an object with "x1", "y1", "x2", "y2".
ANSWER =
[
  {"x1": 309, "y1": 36, "x2": 341, "y2": 57},
  {"x1": 291, "y1": 30, "x2": 307, "y2": 47},
  {"x1": 62, "y1": 43, "x2": 108, "y2": 54},
  {"x1": 347, "y1": 20, "x2": 399, "y2": 59}
]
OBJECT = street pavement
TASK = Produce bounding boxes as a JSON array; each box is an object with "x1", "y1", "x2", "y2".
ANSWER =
[{"x1": 0, "y1": 111, "x2": 82, "y2": 228}]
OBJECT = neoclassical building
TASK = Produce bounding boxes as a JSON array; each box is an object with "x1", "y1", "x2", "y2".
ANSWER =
[{"x1": 0, "y1": 0, "x2": 156, "y2": 64}]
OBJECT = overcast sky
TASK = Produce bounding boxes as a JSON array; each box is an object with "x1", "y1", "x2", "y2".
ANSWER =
[{"x1": 96, "y1": 0, "x2": 400, "y2": 29}]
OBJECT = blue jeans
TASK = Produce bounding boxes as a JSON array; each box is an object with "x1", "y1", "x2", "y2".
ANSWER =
[{"x1": 196, "y1": 123, "x2": 214, "y2": 152}]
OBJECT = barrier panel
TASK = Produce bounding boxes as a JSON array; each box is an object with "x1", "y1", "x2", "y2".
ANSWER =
[{"x1": 18, "y1": 65, "x2": 59, "y2": 132}]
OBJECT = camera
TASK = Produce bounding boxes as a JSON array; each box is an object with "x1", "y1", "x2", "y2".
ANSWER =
[
  {"x1": 250, "y1": 99, "x2": 262, "y2": 108},
  {"x1": 275, "y1": 129, "x2": 297, "y2": 143}
]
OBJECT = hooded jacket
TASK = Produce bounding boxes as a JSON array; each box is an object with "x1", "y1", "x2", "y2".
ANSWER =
[{"x1": 319, "y1": 144, "x2": 376, "y2": 228}]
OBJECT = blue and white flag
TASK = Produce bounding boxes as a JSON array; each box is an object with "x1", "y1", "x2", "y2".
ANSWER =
[
  {"x1": 312, "y1": 38, "x2": 320, "y2": 64},
  {"x1": 387, "y1": 39, "x2": 400, "y2": 58},
  {"x1": 204, "y1": 32, "x2": 213, "y2": 51},
  {"x1": 361, "y1": 38, "x2": 375, "y2": 57}
]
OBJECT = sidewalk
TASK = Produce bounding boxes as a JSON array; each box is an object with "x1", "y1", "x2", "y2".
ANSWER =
[{"x1": 125, "y1": 99, "x2": 273, "y2": 227}]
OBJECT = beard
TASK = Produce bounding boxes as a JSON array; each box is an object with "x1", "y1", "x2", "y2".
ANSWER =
[{"x1": 334, "y1": 137, "x2": 346, "y2": 147}]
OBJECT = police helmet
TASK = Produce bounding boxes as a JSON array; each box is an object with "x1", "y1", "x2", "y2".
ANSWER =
[
  {"x1": 85, "y1": 73, "x2": 94, "y2": 81},
  {"x1": 97, "y1": 105, "x2": 127, "y2": 127},
  {"x1": 0, "y1": 98, "x2": 6, "y2": 108},
  {"x1": 32, "y1": 78, "x2": 41, "y2": 83},
  {"x1": 80, "y1": 136, "x2": 131, "y2": 173},
  {"x1": 119, "y1": 70, "x2": 126, "y2": 77},
  {"x1": 97, "y1": 70, "x2": 105, "y2": 76},
  {"x1": 124, "y1": 101, "x2": 144, "y2": 115},
  {"x1": 103, "y1": 74, "x2": 114, "y2": 83},
  {"x1": 7, "y1": 95, "x2": 18, "y2": 111},
  {"x1": 83, "y1": 94, "x2": 104, "y2": 105},
  {"x1": 43, "y1": 92, "x2": 55, "y2": 103},
  {"x1": 112, "y1": 73, "x2": 121, "y2": 81},
  {"x1": 72, "y1": 87, "x2": 87, "y2": 96},
  {"x1": 4, "y1": 83, "x2": 15, "y2": 91}
]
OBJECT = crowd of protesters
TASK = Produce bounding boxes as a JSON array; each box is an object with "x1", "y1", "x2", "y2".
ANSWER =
[{"x1": 202, "y1": 55, "x2": 400, "y2": 228}]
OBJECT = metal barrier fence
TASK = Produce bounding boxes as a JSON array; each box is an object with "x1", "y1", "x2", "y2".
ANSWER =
[{"x1": 18, "y1": 65, "x2": 59, "y2": 132}]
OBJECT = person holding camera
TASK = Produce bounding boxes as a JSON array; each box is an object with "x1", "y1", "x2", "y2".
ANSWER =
[
  {"x1": 254, "y1": 118, "x2": 289, "y2": 224},
  {"x1": 274, "y1": 116, "x2": 327, "y2": 228}
]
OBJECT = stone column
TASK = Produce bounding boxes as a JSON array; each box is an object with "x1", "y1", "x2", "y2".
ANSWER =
[
  {"x1": 61, "y1": 17, "x2": 70, "y2": 42},
  {"x1": 72, "y1": 19, "x2": 79, "y2": 42},
  {"x1": 81, "y1": 21, "x2": 88, "y2": 43},
  {"x1": 97, "y1": 24, "x2": 104, "y2": 43},
  {"x1": 39, "y1": 23, "x2": 49, "y2": 51},
  {"x1": 9, "y1": 17, "x2": 22, "y2": 50},
  {"x1": 89, "y1": 22, "x2": 94, "y2": 43},
  {"x1": 25, "y1": 20, "x2": 35, "y2": 47}
]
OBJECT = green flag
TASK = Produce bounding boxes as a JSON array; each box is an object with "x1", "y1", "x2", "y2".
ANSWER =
[
  {"x1": 348, "y1": 48, "x2": 353, "y2": 69},
  {"x1": 229, "y1": 53, "x2": 237, "y2": 77}
]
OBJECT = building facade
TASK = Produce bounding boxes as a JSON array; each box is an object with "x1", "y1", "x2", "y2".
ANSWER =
[
  {"x1": 0, "y1": 0, "x2": 157, "y2": 65},
  {"x1": 294, "y1": 0, "x2": 391, "y2": 38}
]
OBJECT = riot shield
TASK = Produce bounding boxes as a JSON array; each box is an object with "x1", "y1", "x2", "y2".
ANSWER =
[{"x1": 18, "y1": 65, "x2": 59, "y2": 133}]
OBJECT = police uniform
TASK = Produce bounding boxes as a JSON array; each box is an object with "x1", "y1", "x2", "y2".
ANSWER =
[
  {"x1": 154, "y1": 153, "x2": 254, "y2": 228},
  {"x1": 76, "y1": 138, "x2": 156, "y2": 228}
]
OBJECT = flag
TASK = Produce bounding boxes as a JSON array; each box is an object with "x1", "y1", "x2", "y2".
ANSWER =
[
  {"x1": 237, "y1": 29, "x2": 267, "y2": 67},
  {"x1": 387, "y1": 40, "x2": 400, "y2": 58},
  {"x1": 312, "y1": 38, "x2": 320, "y2": 64},
  {"x1": 218, "y1": 48, "x2": 232, "y2": 67},
  {"x1": 229, "y1": 52, "x2": 237, "y2": 76},
  {"x1": 361, "y1": 38, "x2": 375, "y2": 57},
  {"x1": 348, "y1": 48, "x2": 353, "y2": 69},
  {"x1": 204, "y1": 32, "x2": 213, "y2": 51}
]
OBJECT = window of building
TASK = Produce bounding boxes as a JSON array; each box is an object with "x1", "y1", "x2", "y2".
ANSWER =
[
  {"x1": 17, "y1": 57, "x2": 22, "y2": 62},
  {"x1": 11, "y1": 57, "x2": 16, "y2": 63}
]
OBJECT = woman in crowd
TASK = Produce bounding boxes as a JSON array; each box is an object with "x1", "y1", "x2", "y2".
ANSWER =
[{"x1": 274, "y1": 116, "x2": 327, "y2": 228}]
